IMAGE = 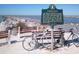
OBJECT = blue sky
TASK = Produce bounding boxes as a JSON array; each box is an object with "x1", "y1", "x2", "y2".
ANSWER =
[{"x1": 0, "y1": 4, "x2": 79, "y2": 15}]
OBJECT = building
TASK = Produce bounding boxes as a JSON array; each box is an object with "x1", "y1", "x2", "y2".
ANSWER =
[{"x1": 41, "y1": 4, "x2": 64, "y2": 28}]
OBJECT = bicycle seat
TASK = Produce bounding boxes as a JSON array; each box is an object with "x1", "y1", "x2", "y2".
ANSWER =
[{"x1": 69, "y1": 28, "x2": 74, "y2": 33}]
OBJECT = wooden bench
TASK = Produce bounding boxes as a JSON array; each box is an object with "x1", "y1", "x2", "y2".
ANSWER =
[
  {"x1": 53, "y1": 31, "x2": 62, "y2": 39},
  {"x1": 0, "y1": 31, "x2": 8, "y2": 39},
  {"x1": 35, "y1": 31, "x2": 51, "y2": 40},
  {"x1": 53, "y1": 30, "x2": 65, "y2": 46}
]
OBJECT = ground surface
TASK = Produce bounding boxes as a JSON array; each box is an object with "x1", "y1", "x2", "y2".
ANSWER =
[{"x1": 0, "y1": 40, "x2": 79, "y2": 54}]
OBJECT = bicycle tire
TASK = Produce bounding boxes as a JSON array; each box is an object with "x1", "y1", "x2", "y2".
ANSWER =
[
  {"x1": 22, "y1": 37, "x2": 36, "y2": 51},
  {"x1": 72, "y1": 34, "x2": 79, "y2": 47}
]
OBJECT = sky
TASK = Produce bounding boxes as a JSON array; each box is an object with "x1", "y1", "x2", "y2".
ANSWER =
[{"x1": 0, "y1": 4, "x2": 79, "y2": 15}]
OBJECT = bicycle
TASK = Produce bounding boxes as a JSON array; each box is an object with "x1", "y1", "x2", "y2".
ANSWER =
[
  {"x1": 22, "y1": 27, "x2": 79, "y2": 51},
  {"x1": 22, "y1": 32, "x2": 37, "y2": 51},
  {"x1": 65, "y1": 28, "x2": 79, "y2": 47},
  {"x1": 22, "y1": 30, "x2": 51, "y2": 51}
]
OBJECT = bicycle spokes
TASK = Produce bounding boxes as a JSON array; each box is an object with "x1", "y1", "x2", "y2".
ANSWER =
[
  {"x1": 72, "y1": 35, "x2": 79, "y2": 47},
  {"x1": 22, "y1": 37, "x2": 36, "y2": 51}
]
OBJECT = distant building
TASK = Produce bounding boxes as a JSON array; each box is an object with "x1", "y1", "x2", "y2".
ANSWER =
[{"x1": 41, "y1": 4, "x2": 64, "y2": 28}]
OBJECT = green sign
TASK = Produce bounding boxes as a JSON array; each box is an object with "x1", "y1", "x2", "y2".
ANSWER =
[{"x1": 41, "y1": 4, "x2": 64, "y2": 28}]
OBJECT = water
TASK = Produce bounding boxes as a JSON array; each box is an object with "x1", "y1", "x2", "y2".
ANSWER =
[
  {"x1": 0, "y1": 15, "x2": 79, "y2": 24},
  {"x1": 64, "y1": 18, "x2": 79, "y2": 24}
]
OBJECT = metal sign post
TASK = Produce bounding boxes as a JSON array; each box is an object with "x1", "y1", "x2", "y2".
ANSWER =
[{"x1": 51, "y1": 29, "x2": 54, "y2": 50}]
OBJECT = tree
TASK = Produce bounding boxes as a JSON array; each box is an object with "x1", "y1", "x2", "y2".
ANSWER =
[{"x1": 16, "y1": 21, "x2": 28, "y2": 31}]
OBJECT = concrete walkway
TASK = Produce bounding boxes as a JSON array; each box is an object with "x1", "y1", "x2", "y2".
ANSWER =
[{"x1": 0, "y1": 41, "x2": 79, "y2": 54}]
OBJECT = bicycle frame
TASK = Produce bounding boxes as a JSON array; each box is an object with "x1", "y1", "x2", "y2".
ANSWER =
[{"x1": 65, "y1": 28, "x2": 79, "y2": 47}]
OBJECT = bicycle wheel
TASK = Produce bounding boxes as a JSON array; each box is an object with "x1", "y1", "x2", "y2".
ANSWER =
[
  {"x1": 72, "y1": 34, "x2": 79, "y2": 47},
  {"x1": 22, "y1": 37, "x2": 36, "y2": 51}
]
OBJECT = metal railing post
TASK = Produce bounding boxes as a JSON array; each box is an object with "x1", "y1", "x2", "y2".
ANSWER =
[
  {"x1": 7, "y1": 30, "x2": 11, "y2": 45},
  {"x1": 17, "y1": 26, "x2": 20, "y2": 41}
]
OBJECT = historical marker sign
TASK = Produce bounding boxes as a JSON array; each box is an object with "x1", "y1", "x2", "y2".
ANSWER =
[{"x1": 41, "y1": 4, "x2": 64, "y2": 28}]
